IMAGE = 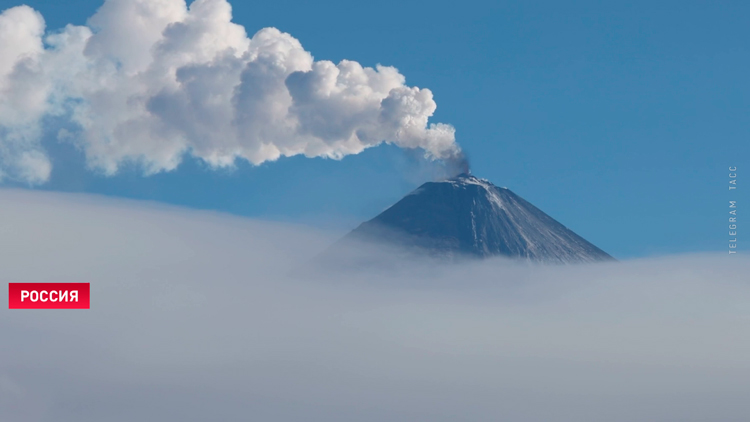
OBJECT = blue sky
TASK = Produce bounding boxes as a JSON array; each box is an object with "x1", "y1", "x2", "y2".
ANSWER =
[{"x1": 1, "y1": 0, "x2": 747, "y2": 258}]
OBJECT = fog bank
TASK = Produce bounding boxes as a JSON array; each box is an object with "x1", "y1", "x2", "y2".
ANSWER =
[{"x1": 0, "y1": 189, "x2": 748, "y2": 422}]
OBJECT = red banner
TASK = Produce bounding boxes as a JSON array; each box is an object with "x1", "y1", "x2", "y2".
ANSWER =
[{"x1": 8, "y1": 283, "x2": 90, "y2": 309}]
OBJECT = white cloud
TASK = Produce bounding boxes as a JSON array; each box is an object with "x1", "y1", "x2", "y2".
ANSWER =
[
  {"x1": 0, "y1": 0, "x2": 460, "y2": 184},
  {"x1": 0, "y1": 189, "x2": 748, "y2": 421},
  {"x1": 0, "y1": 5, "x2": 51, "y2": 184}
]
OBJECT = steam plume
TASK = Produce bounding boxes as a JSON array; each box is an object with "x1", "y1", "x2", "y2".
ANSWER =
[
  {"x1": 448, "y1": 151, "x2": 470, "y2": 175},
  {"x1": 0, "y1": 0, "x2": 461, "y2": 184}
]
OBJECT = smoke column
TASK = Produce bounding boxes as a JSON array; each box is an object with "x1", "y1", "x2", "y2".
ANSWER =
[
  {"x1": 0, "y1": 0, "x2": 463, "y2": 184},
  {"x1": 449, "y1": 151, "x2": 471, "y2": 175}
]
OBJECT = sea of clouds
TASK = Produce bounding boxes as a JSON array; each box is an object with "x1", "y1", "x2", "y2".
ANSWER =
[{"x1": 1, "y1": 189, "x2": 748, "y2": 422}]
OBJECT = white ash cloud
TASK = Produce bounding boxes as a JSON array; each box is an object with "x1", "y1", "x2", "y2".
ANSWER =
[{"x1": 0, "y1": 0, "x2": 459, "y2": 184}]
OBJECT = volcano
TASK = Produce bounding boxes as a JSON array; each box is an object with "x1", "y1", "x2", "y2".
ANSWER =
[{"x1": 339, "y1": 174, "x2": 613, "y2": 263}]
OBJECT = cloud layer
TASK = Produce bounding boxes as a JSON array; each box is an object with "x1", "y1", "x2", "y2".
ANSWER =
[
  {"x1": 0, "y1": 0, "x2": 459, "y2": 184},
  {"x1": 1, "y1": 189, "x2": 749, "y2": 421}
]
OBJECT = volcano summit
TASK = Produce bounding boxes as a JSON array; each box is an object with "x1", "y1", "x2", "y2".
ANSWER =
[{"x1": 340, "y1": 174, "x2": 613, "y2": 264}]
